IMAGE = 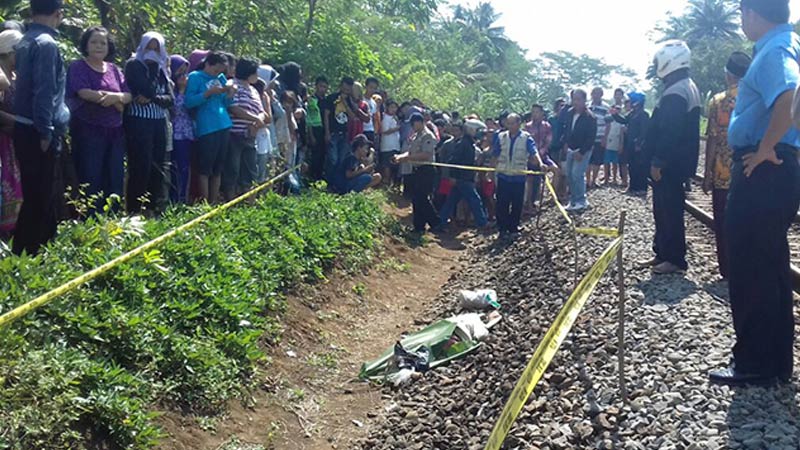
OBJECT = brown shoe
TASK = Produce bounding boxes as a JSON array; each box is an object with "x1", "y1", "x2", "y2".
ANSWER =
[{"x1": 652, "y1": 261, "x2": 685, "y2": 275}]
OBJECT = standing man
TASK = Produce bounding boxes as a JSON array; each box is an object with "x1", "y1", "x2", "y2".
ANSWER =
[
  {"x1": 306, "y1": 76, "x2": 328, "y2": 181},
  {"x1": 563, "y1": 90, "x2": 598, "y2": 211},
  {"x1": 394, "y1": 113, "x2": 440, "y2": 233},
  {"x1": 587, "y1": 87, "x2": 609, "y2": 189},
  {"x1": 525, "y1": 104, "x2": 553, "y2": 212},
  {"x1": 703, "y1": 51, "x2": 752, "y2": 280},
  {"x1": 12, "y1": 0, "x2": 69, "y2": 256},
  {"x1": 622, "y1": 92, "x2": 650, "y2": 196},
  {"x1": 491, "y1": 113, "x2": 538, "y2": 237},
  {"x1": 641, "y1": 40, "x2": 701, "y2": 275},
  {"x1": 323, "y1": 77, "x2": 355, "y2": 184},
  {"x1": 710, "y1": 0, "x2": 800, "y2": 386},
  {"x1": 439, "y1": 119, "x2": 488, "y2": 230}
]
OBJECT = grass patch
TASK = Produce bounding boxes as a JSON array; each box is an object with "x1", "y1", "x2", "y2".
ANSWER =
[{"x1": 0, "y1": 189, "x2": 390, "y2": 449}]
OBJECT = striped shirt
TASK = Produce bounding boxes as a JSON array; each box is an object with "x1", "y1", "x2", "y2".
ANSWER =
[
  {"x1": 589, "y1": 103, "x2": 609, "y2": 143},
  {"x1": 230, "y1": 79, "x2": 264, "y2": 136},
  {"x1": 127, "y1": 80, "x2": 168, "y2": 120}
]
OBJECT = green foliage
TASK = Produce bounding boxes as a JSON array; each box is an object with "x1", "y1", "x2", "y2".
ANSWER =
[
  {"x1": 0, "y1": 0, "x2": 574, "y2": 116},
  {"x1": 0, "y1": 190, "x2": 388, "y2": 449}
]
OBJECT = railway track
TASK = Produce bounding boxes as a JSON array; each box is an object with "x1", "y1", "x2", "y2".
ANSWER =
[{"x1": 683, "y1": 164, "x2": 800, "y2": 292}]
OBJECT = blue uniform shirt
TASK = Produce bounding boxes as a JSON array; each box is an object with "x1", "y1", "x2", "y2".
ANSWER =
[
  {"x1": 729, "y1": 24, "x2": 800, "y2": 151},
  {"x1": 491, "y1": 130, "x2": 537, "y2": 183}
]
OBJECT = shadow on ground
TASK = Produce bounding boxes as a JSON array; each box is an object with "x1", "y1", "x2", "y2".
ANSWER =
[
  {"x1": 635, "y1": 275, "x2": 699, "y2": 305},
  {"x1": 726, "y1": 384, "x2": 800, "y2": 449}
]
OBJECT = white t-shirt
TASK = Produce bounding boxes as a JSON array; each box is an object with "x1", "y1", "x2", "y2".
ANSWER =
[
  {"x1": 606, "y1": 121, "x2": 624, "y2": 151},
  {"x1": 363, "y1": 97, "x2": 377, "y2": 132},
  {"x1": 381, "y1": 114, "x2": 401, "y2": 152}
]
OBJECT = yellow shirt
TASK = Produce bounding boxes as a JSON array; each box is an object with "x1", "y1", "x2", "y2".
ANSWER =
[{"x1": 706, "y1": 86, "x2": 737, "y2": 190}]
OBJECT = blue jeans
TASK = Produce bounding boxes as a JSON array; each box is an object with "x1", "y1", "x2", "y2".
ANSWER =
[
  {"x1": 344, "y1": 173, "x2": 373, "y2": 193},
  {"x1": 325, "y1": 132, "x2": 350, "y2": 183},
  {"x1": 439, "y1": 180, "x2": 487, "y2": 227},
  {"x1": 564, "y1": 149, "x2": 593, "y2": 206},
  {"x1": 72, "y1": 123, "x2": 125, "y2": 208}
]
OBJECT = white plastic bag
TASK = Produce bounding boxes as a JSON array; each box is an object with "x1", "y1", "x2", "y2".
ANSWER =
[{"x1": 459, "y1": 289, "x2": 500, "y2": 310}]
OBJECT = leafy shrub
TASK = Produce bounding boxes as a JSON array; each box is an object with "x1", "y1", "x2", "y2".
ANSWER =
[{"x1": 0, "y1": 189, "x2": 388, "y2": 449}]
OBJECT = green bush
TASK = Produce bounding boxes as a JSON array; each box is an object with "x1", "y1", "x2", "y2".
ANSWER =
[{"x1": 0, "y1": 189, "x2": 389, "y2": 449}]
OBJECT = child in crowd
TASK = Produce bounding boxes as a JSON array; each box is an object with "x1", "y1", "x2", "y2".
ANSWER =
[
  {"x1": 603, "y1": 104, "x2": 625, "y2": 186},
  {"x1": 169, "y1": 55, "x2": 193, "y2": 203},
  {"x1": 336, "y1": 134, "x2": 382, "y2": 194},
  {"x1": 252, "y1": 79, "x2": 273, "y2": 184},
  {"x1": 276, "y1": 90, "x2": 298, "y2": 170},
  {"x1": 380, "y1": 99, "x2": 401, "y2": 186},
  {"x1": 476, "y1": 133, "x2": 496, "y2": 222}
]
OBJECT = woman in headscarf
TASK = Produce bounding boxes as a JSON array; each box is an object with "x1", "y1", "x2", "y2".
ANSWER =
[
  {"x1": 66, "y1": 26, "x2": 131, "y2": 213},
  {"x1": 0, "y1": 29, "x2": 22, "y2": 237},
  {"x1": 123, "y1": 31, "x2": 174, "y2": 214},
  {"x1": 169, "y1": 55, "x2": 192, "y2": 203}
]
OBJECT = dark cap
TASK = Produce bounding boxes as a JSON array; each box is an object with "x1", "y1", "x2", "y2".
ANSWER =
[
  {"x1": 351, "y1": 134, "x2": 372, "y2": 149},
  {"x1": 726, "y1": 51, "x2": 752, "y2": 78},
  {"x1": 741, "y1": 0, "x2": 790, "y2": 24},
  {"x1": 408, "y1": 112, "x2": 425, "y2": 123}
]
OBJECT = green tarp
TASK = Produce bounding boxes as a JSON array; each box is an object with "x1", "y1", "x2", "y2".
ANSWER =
[{"x1": 359, "y1": 317, "x2": 484, "y2": 381}]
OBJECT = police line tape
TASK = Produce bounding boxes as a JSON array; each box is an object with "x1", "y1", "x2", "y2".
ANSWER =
[
  {"x1": 0, "y1": 165, "x2": 302, "y2": 330},
  {"x1": 543, "y1": 176, "x2": 572, "y2": 226},
  {"x1": 408, "y1": 160, "x2": 544, "y2": 176},
  {"x1": 484, "y1": 236, "x2": 623, "y2": 450}
]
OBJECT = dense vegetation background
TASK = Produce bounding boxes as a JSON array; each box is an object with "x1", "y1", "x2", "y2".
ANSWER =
[{"x1": 0, "y1": 0, "x2": 793, "y2": 112}]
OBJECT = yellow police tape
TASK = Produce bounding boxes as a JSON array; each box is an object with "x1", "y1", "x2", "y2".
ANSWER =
[
  {"x1": 484, "y1": 236, "x2": 622, "y2": 450},
  {"x1": 575, "y1": 227, "x2": 621, "y2": 238},
  {"x1": 543, "y1": 176, "x2": 572, "y2": 225},
  {"x1": 0, "y1": 165, "x2": 301, "y2": 330},
  {"x1": 409, "y1": 161, "x2": 544, "y2": 176}
]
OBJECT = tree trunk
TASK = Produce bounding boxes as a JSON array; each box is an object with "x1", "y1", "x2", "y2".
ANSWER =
[{"x1": 306, "y1": 0, "x2": 317, "y2": 36}]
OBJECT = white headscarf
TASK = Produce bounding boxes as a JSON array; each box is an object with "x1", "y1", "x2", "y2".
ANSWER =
[
  {"x1": 134, "y1": 31, "x2": 169, "y2": 79},
  {"x1": 0, "y1": 30, "x2": 22, "y2": 55}
]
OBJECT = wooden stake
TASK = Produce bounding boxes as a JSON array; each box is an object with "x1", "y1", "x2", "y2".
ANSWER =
[{"x1": 617, "y1": 211, "x2": 628, "y2": 404}]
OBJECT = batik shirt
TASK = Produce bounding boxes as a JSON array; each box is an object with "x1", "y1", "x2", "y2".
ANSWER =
[{"x1": 706, "y1": 86, "x2": 736, "y2": 189}]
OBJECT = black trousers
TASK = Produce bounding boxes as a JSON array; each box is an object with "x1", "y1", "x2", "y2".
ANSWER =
[
  {"x1": 712, "y1": 188, "x2": 729, "y2": 278},
  {"x1": 652, "y1": 172, "x2": 687, "y2": 269},
  {"x1": 309, "y1": 126, "x2": 326, "y2": 181},
  {"x1": 125, "y1": 116, "x2": 167, "y2": 214},
  {"x1": 409, "y1": 166, "x2": 439, "y2": 231},
  {"x1": 12, "y1": 124, "x2": 62, "y2": 256},
  {"x1": 496, "y1": 178, "x2": 525, "y2": 233},
  {"x1": 629, "y1": 149, "x2": 649, "y2": 192},
  {"x1": 727, "y1": 149, "x2": 800, "y2": 378}
]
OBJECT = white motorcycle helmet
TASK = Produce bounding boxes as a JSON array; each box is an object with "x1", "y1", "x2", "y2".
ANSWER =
[
  {"x1": 463, "y1": 119, "x2": 487, "y2": 138},
  {"x1": 653, "y1": 40, "x2": 691, "y2": 79}
]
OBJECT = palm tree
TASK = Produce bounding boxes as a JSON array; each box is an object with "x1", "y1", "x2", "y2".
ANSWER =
[
  {"x1": 684, "y1": 0, "x2": 740, "y2": 44},
  {"x1": 451, "y1": 2, "x2": 511, "y2": 70}
]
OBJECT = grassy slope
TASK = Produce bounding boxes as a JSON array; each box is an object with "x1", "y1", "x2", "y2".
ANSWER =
[{"x1": 0, "y1": 189, "x2": 389, "y2": 450}]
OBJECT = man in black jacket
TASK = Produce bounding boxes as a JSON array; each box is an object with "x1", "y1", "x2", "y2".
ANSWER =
[
  {"x1": 641, "y1": 40, "x2": 701, "y2": 275},
  {"x1": 562, "y1": 89, "x2": 597, "y2": 211},
  {"x1": 438, "y1": 119, "x2": 489, "y2": 229},
  {"x1": 617, "y1": 92, "x2": 650, "y2": 195},
  {"x1": 12, "y1": 0, "x2": 69, "y2": 255}
]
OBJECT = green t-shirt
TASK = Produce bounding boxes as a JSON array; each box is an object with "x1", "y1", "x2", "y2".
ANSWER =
[{"x1": 307, "y1": 95, "x2": 323, "y2": 128}]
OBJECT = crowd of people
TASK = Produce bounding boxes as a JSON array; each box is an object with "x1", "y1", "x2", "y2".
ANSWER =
[
  {"x1": 2, "y1": 0, "x2": 800, "y2": 389},
  {"x1": 0, "y1": 0, "x2": 659, "y2": 255}
]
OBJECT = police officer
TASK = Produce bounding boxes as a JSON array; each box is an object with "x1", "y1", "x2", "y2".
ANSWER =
[
  {"x1": 709, "y1": 0, "x2": 800, "y2": 387},
  {"x1": 394, "y1": 113, "x2": 441, "y2": 233}
]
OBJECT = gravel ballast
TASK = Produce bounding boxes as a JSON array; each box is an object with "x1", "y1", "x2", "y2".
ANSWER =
[{"x1": 357, "y1": 187, "x2": 800, "y2": 450}]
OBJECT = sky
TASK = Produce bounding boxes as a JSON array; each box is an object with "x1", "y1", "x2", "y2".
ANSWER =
[{"x1": 449, "y1": 0, "x2": 800, "y2": 85}]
